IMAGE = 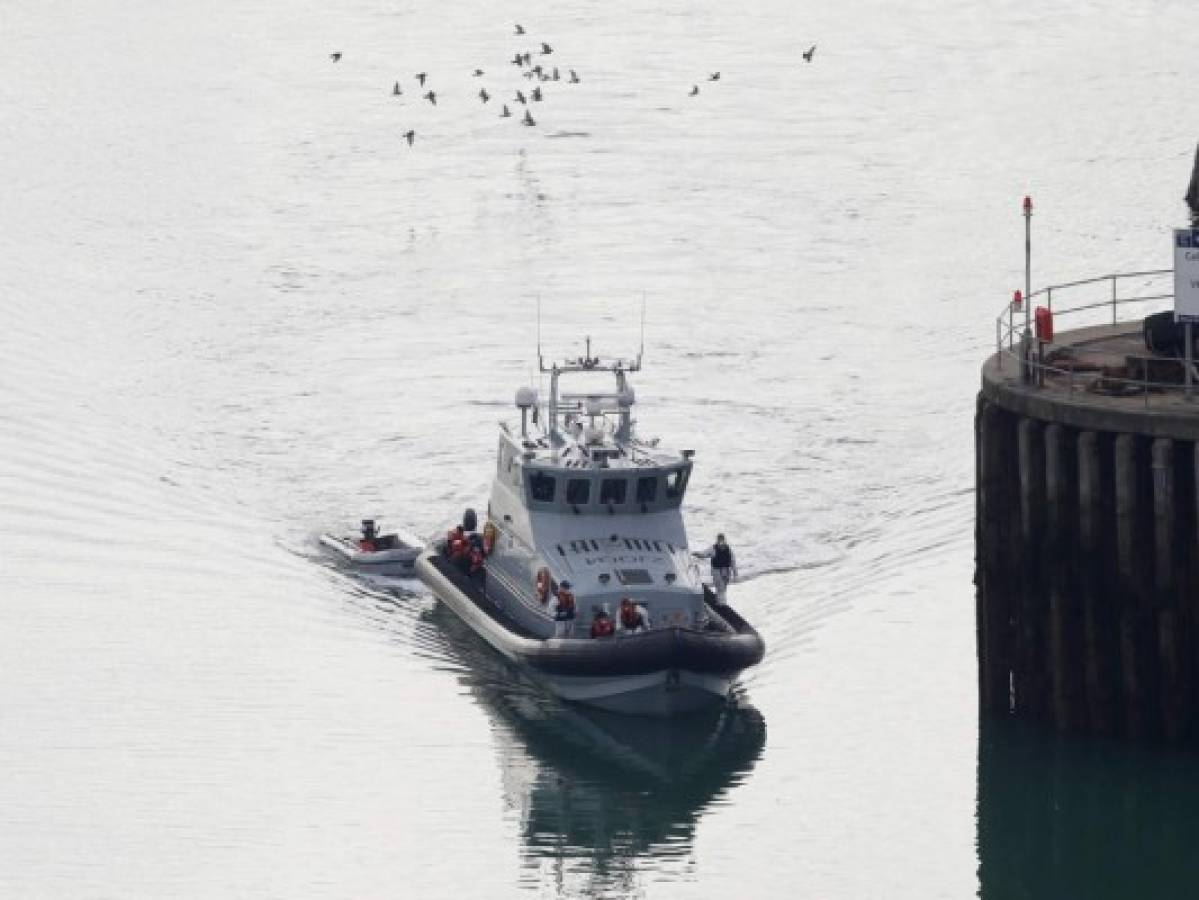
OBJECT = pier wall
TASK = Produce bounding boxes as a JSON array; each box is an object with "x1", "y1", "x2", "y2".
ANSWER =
[{"x1": 976, "y1": 356, "x2": 1199, "y2": 741}]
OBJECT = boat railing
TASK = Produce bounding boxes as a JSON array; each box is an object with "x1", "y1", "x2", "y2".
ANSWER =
[{"x1": 991, "y1": 268, "x2": 1199, "y2": 405}]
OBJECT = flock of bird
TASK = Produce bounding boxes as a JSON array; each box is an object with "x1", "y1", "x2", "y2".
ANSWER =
[{"x1": 327, "y1": 27, "x2": 817, "y2": 148}]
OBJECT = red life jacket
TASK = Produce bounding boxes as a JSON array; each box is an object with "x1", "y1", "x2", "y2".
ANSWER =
[
  {"x1": 590, "y1": 617, "x2": 614, "y2": 638},
  {"x1": 359, "y1": 539, "x2": 376, "y2": 552},
  {"x1": 449, "y1": 537, "x2": 469, "y2": 559},
  {"x1": 620, "y1": 606, "x2": 643, "y2": 630}
]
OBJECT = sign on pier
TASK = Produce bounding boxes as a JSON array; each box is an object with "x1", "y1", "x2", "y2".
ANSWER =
[{"x1": 1174, "y1": 228, "x2": 1199, "y2": 323}]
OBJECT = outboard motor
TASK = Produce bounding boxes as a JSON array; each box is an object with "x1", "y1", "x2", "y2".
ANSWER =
[{"x1": 462, "y1": 508, "x2": 478, "y2": 533}]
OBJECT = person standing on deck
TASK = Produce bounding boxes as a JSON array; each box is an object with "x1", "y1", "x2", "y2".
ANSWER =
[
  {"x1": 696, "y1": 533, "x2": 739, "y2": 603},
  {"x1": 551, "y1": 580, "x2": 577, "y2": 638},
  {"x1": 617, "y1": 597, "x2": 651, "y2": 634}
]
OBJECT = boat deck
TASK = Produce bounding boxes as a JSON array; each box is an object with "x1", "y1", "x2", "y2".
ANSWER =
[{"x1": 428, "y1": 554, "x2": 540, "y2": 639}]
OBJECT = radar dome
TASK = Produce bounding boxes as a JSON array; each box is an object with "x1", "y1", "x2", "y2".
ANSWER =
[{"x1": 515, "y1": 386, "x2": 538, "y2": 409}]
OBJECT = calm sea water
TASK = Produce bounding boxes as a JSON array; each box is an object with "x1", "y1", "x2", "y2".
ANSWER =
[{"x1": 3, "y1": 0, "x2": 1198, "y2": 896}]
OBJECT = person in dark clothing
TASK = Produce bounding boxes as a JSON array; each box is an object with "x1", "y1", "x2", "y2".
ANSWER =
[{"x1": 696, "y1": 533, "x2": 739, "y2": 602}]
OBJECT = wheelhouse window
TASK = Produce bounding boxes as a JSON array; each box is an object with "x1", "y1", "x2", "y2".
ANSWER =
[
  {"x1": 600, "y1": 478, "x2": 627, "y2": 506},
  {"x1": 635, "y1": 476, "x2": 658, "y2": 503},
  {"x1": 566, "y1": 478, "x2": 591, "y2": 505},
  {"x1": 665, "y1": 465, "x2": 691, "y2": 501},
  {"x1": 529, "y1": 471, "x2": 556, "y2": 503}
]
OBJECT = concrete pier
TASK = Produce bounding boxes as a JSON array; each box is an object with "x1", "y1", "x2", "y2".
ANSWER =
[{"x1": 978, "y1": 322, "x2": 1199, "y2": 742}]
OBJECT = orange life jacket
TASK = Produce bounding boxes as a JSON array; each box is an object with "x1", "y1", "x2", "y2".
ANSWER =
[{"x1": 535, "y1": 568, "x2": 551, "y2": 603}]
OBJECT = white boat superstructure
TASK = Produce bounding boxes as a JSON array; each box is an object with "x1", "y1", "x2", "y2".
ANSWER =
[
  {"x1": 485, "y1": 342, "x2": 707, "y2": 634},
  {"x1": 416, "y1": 339, "x2": 763, "y2": 715}
]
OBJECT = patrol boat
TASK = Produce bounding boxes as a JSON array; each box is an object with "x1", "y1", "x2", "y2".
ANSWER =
[{"x1": 415, "y1": 341, "x2": 765, "y2": 716}]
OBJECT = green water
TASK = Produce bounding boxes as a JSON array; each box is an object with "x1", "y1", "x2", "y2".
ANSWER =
[{"x1": 978, "y1": 718, "x2": 1199, "y2": 899}]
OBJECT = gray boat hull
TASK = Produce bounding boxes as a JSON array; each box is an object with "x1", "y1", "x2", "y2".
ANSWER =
[{"x1": 416, "y1": 550, "x2": 764, "y2": 716}]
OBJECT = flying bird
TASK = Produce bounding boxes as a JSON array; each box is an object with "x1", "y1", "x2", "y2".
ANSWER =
[
  {"x1": 515, "y1": 90, "x2": 526, "y2": 104},
  {"x1": 330, "y1": 52, "x2": 342, "y2": 62},
  {"x1": 511, "y1": 53, "x2": 523, "y2": 66},
  {"x1": 540, "y1": 42, "x2": 552, "y2": 54},
  {"x1": 708, "y1": 72, "x2": 720, "y2": 81},
  {"x1": 531, "y1": 86, "x2": 542, "y2": 101},
  {"x1": 416, "y1": 72, "x2": 427, "y2": 86},
  {"x1": 479, "y1": 87, "x2": 490, "y2": 102},
  {"x1": 403, "y1": 130, "x2": 415, "y2": 146},
  {"x1": 523, "y1": 109, "x2": 536, "y2": 126},
  {"x1": 802, "y1": 45, "x2": 816, "y2": 62},
  {"x1": 515, "y1": 23, "x2": 525, "y2": 34},
  {"x1": 521, "y1": 52, "x2": 532, "y2": 65},
  {"x1": 501, "y1": 104, "x2": 512, "y2": 117},
  {"x1": 569, "y1": 69, "x2": 580, "y2": 83},
  {"x1": 392, "y1": 81, "x2": 402, "y2": 95},
  {"x1": 689, "y1": 85, "x2": 699, "y2": 96},
  {"x1": 423, "y1": 90, "x2": 436, "y2": 105},
  {"x1": 473, "y1": 68, "x2": 485, "y2": 77},
  {"x1": 552, "y1": 67, "x2": 560, "y2": 81}
]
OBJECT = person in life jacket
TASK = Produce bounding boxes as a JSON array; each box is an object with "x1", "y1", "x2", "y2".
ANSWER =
[
  {"x1": 447, "y1": 525, "x2": 470, "y2": 567},
  {"x1": 696, "y1": 533, "x2": 739, "y2": 603},
  {"x1": 359, "y1": 519, "x2": 379, "y2": 552},
  {"x1": 589, "y1": 604, "x2": 615, "y2": 639},
  {"x1": 551, "y1": 580, "x2": 577, "y2": 637},
  {"x1": 617, "y1": 597, "x2": 650, "y2": 634}
]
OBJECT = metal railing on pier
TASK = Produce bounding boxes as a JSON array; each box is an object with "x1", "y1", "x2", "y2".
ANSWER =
[{"x1": 992, "y1": 268, "x2": 1198, "y2": 406}]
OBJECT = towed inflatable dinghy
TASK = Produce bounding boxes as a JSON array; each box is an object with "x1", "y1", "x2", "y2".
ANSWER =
[{"x1": 320, "y1": 518, "x2": 423, "y2": 576}]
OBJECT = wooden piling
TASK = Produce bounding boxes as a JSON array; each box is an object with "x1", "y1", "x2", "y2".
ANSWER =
[
  {"x1": 1077, "y1": 430, "x2": 1114, "y2": 736},
  {"x1": 1016, "y1": 417, "x2": 1047, "y2": 719},
  {"x1": 977, "y1": 401, "x2": 1016, "y2": 714},
  {"x1": 1044, "y1": 423, "x2": 1080, "y2": 732},
  {"x1": 1114, "y1": 434, "x2": 1146, "y2": 737},
  {"x1": 1151, "y1": 439, "x2": 1183, "y2": 740},
  {"x1": 1152, "y1": 439, "x2": 1175, "y2": 592}
]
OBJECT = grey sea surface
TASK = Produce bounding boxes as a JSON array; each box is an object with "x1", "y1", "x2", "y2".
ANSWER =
[{"x1": 2, "y1": 0, "x2": 1198, "y2": 897}]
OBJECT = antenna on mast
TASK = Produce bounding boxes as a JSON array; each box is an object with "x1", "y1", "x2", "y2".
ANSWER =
[
  {"x1": 637, "y1": 292, "x2": 646, "y2": 369},
  {"x1": 536, "y1": 294, "x2": 543, "y2": 371}
]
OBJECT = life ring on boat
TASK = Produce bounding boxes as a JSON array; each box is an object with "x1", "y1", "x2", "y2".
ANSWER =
[
  {"x1": 483, "y1": 521, "x2": 497, "y2": 556},
  {"x1": 535, "y1": 567, "x2": 551, "y2": 604}
]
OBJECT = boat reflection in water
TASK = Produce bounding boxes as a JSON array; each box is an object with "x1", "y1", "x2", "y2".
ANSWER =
[
  {"x1": 423, "y1": 604, "x2": 766, "y2": 894},
  {"x1": 977, "y1": 718, "x2": 1199, "y2": 899}
]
